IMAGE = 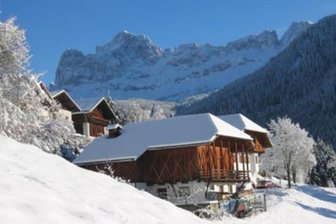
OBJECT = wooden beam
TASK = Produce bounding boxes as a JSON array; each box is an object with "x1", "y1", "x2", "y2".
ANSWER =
[
  {"x1": 246, "y1": 146, "x2": 250, "y2": 181},
  {"x1": 235, "y1": 142, "x2": 239, "y2": 172},
  {"x1": 242, "y1": 143, "x2": 246, "y2": 179}
]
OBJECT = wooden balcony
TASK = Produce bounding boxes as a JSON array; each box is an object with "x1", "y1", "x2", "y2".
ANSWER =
[{"x1": 199, "y1": 169, "x2": 249, "y2": 182}]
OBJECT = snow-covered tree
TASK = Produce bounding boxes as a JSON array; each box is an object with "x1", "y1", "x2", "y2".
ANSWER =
[
  {"x1": 260, "y1": 117, "x2": 315, "y2": 188},
  {"x1": 0, "y1": 18, "x2": 88, "y2": 153},
  {"x1": 311, "y1": 139, "x2": 336, "y2": 187},
  {"x1": 0, "y1": 17, "x2": 29, "y2": 76}
]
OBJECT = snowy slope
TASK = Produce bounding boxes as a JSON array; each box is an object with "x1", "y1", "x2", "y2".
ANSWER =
[
  {"x1": 53, "y1": 22, "x2": 311, "y2": 101},
  {"x1": 1, "y1": 136, "x2": 335, "y2": 223},
  {"x1": 0, "y1": 136, "x2": 207, "y2": 224},
  {"x1": 226, "y1": 186, "x2": 336, "y2": 224}
]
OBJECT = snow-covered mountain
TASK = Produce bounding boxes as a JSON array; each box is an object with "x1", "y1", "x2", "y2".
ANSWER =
[
  {"x1": 53, "y1": 22, "x2": 311, "y2": 101},
  {"x1": 178, "y1": 15, "x2": 336, "y2": 148}
]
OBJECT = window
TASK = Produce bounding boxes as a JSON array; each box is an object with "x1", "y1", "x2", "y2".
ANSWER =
[
  {"x1": 157, "y1": 188, "x2": 167, "y2": 199},
  {"x1": 178, "y1": 187, "x2": 190, "y2": 197}
]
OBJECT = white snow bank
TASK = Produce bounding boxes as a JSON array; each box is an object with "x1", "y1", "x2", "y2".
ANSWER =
[
  {"x1": 0, "y1": 136, "x2": 208, "y2": 224},
  {"x1": 1, "y1": 135, "x2": 335, "y2": 224},
  {"x1": 221, "y1": 186, "x2": 336, "y2": 224}
]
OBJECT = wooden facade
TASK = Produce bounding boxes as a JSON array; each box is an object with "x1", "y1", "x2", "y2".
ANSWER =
[
  {"x1": 80, "y1": 136, "x2": 253, "y2": 185},
  {"x1": 245, "y1": 130, "x2": 272, "y2": 153}
]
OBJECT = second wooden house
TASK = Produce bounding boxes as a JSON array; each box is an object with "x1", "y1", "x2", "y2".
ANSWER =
[{"x1": 51, "y1": 90, "x2": 118, "y2": 137}]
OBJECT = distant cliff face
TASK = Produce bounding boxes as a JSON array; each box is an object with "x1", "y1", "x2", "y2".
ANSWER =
[
  {"x1": 53, "y1": 22, "x2": 311, "y2": 101},
  {"x1": 178, "y1": 15, "x2": 336, "y2": 147}
]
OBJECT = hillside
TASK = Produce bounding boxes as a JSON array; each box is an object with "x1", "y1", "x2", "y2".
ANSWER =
[
  {"x1": 178, "y1": 15, "x2": 336, "y2": 147},
  {"x1": 0, "y1": 135, "x2": 207, "y2": 224},
  {"x1": 52, "y1": 22, "x2": 310, "y2": 101},
  {"x1": 1, "y1": 135, "x2": 335, "y2": 223}
]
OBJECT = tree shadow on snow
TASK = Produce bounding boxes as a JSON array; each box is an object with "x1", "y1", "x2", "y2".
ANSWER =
[
  {"x1": 295, "y1": 202, "x2": 336, "y2": 219},
  {"x1": 296, "y1": 185, "x2": 336, "y2": 204}
]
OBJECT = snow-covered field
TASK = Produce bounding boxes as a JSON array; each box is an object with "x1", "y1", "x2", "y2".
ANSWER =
[
  {"x1": 0, "y1": 135, "x2": 335, "y2": 224},
  {"x1": 0, "y1": 136, "x2": 206, "y2": 224}
]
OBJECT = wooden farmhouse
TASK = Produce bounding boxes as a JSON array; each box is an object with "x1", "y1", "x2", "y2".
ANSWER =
[
  {"x1": 51, "y1": 90, "x2": 118, "y2": 137},
  {"x1": 74, "y1": 113, "x2": 271, "y2": 206}
]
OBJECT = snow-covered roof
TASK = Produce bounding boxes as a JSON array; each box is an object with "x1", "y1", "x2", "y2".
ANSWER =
[
  {"x1": 50, "y1": 90, "x2": 66, "y2": 98},
  {"x1": 72, "y1": 98, "x2": 117, "y2": 118},
  {"x1": 51, "y1": 91, "x2": 116, "y2": 116},
  {"x1": 107, "y1": 123, "x2": 123, "y2": 130},
  {"x1": 74, "y1": 97, "x2": 104, "y2": 112},
  {"x1": 74, "y1": 113, "x2": 252, "y2": 164},
  {"x1": 218, "y1": 113, "x2": 268, "y2": 134}
]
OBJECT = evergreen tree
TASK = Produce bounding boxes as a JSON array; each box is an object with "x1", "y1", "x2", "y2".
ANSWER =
[{"x1": 311, "y1": 139, "x2": 336, "y2": 187}]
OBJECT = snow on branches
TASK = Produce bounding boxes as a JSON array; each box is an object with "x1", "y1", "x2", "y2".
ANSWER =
[
  {"x1": 260, "y1": 117, "x2": 316, "y2": 188},
  {"x1": 0, "y1": 17, "x2": 29, "y2": 76},
  {"x1": 311, "y1": 139, "x2": 336, "y2": 187},
  {"x1": 0, "y1": 18, "x2": 88, "y2": 153}
]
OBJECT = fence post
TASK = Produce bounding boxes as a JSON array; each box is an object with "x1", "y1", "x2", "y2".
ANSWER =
[{"x1": 264, "y1": 193, "x2": 267, "y2": 212}]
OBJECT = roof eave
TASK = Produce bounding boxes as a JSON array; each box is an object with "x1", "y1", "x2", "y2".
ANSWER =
[{"x1": 74, "y1": 156, "x2": 137, "y2": 165}]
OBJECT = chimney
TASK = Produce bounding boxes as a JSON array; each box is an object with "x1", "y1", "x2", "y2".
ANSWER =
[{"x1": 106, "y1": 123, "x2": 123, "y2": 138}]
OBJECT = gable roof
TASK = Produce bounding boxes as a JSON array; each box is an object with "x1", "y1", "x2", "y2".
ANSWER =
[
  {"x1": 219, "y1": 113, "x2": 272, "y2": 148},
  {"x1": 218, "y1": 113, "x2": 268, "y2": 134},
  {"x1": 72, "y1": 97, "x2": 117, "y2": 119},
  {"x1": 50, "y1": 90, "x2": 117, "y2": 118},
  {"x1": 51, "y1": 90, "x2": 81, "y2": 112},
  {"x1": 73, "y1": 113, "x2": 252, "y2": 164},
  {"x1": 75, "y1": 97, "x2": 104, "y2": 112}
]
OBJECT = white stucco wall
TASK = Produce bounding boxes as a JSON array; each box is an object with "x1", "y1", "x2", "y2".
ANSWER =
[
  {"x1": 83, "y1": 122, "x2": 90, "y2": 137},
  {"x1": 233, "y1": 152, "x2": 259, "y2": 183}
]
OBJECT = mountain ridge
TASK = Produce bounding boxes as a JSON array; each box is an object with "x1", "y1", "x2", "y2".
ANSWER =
[
  {"x1": 53, "y1": 21, "x2": 311, "y2": 101},
  {"x1": 177, "y1": 15, "x2": 336, "y2": 147}
]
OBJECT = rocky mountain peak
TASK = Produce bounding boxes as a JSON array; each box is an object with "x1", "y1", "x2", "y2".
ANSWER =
[
  {"x1": 225, "y1": 30, "x2": 279, "y2": 51},
  {"x1": 95, "y1": 31, "x2": 163, "y2": 61},
  {"x1": 280, "y1": 21, "x2": 313, "y2": 46}
]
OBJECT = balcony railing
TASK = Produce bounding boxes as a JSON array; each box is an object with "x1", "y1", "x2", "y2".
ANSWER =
[{"x1": 199, "y1": 169, "x2": 249, "y2": 182}]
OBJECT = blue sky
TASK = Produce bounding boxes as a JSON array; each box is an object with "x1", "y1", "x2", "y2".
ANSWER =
[{"x1": 2, "y1": 0, "x2": 336, "y2": 84}]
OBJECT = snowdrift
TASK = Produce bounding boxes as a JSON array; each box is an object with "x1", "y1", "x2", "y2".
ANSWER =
[{"x1": 0, "y1": 136, "x2": 206, "y2": 224}]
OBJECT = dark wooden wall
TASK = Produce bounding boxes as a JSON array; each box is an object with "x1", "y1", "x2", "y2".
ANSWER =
[
  {"x1": 79, "y1": 136, "x2": 252, "y2": 184},
  {"x1": 137, "y1": 146, "x2": 200, "y2": 185}
]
